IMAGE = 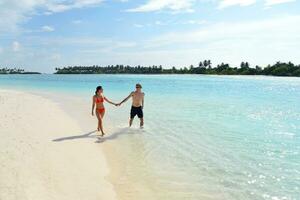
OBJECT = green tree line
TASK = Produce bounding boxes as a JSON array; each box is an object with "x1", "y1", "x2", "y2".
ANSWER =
[
  {"x1": 0, "y1": 68, "x2": 41, "y2": 74},
  {"x1": 54, "y1": 61, "x2": 300, "y2": 77}
]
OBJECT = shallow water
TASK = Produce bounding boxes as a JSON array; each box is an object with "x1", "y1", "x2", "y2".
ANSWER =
[{"x1": 1, "y1": 74, "x2": 300, "y2": 200}]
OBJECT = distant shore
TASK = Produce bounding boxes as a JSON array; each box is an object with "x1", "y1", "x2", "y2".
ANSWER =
[
  {"x1": 0, "y1": 72, "x2": 41, "y2": 75},
  {"x1": 1, "y1": 61, "x2": 300, "y2": 77},
  {"x1": 54, "y1": 61, "x2": 300, "y2": 77}
]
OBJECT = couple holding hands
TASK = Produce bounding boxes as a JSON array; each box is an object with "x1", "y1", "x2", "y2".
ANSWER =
[{"x1": 92, "y1": 83, "x2": 145, "y2": 136}]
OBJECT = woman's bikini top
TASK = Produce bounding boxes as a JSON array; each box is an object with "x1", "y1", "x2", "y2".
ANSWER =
[{"x1": 95, "y1": 96, "x2": 104, "y2": 103}]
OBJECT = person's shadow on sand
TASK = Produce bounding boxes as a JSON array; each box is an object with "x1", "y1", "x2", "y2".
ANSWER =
[
  {"x1": 52, "y1": 130, "x2": 97, "y2": 142},
  {"x1": 52, "y1": 128, "x2": 142, "y2": 143}
]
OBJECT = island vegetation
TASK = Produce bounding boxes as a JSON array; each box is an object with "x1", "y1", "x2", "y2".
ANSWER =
[
  {"x1": 0, "y1": 68, "x2": 41, "y2": 74},
  {"x1": 54, "y1": 61, "x2": 300, "y2": 77}
]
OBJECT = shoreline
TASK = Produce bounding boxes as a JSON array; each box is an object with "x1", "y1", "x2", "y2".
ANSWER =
[
  {"x1": 35, "y1": 89, "x2": 158, "y2": 200},
  {"x1": 39, "y1": 90, "x2": 155, "y2": 200},
  {"x1": 0, "y1": 89, "x2": 117, "y2": 200}
]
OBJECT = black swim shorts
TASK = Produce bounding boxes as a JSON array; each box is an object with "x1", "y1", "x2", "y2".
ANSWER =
[{"x1": 130, "y1": 106, "x2": 143, "y2": 119}]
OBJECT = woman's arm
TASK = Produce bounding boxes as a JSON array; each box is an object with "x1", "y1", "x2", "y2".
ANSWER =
[
  {"x1": 104, "y1": 97, "x2": 117, "y2": 106},
  {"x1": 92, "y1": 96, "x2": 96, "y2": 115}
]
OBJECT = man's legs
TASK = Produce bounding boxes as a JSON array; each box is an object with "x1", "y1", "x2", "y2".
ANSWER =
[
  {"x1": 129, "y1": 106, "x2": 143, "y2": 127},
  {"x1": 130, "y1": 106, "x2": 135, "y2": 127},
  {"x1": 139, "y1": 117, "x2": 144, "y2": 128},
  {"x1": 129, "y1": 118, "x2": 133, "y2": 127}
]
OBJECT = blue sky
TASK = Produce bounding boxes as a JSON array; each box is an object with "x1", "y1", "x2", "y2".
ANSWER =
[{"x1": 0, "y1": 0, "x2": 300, "y2": 73}]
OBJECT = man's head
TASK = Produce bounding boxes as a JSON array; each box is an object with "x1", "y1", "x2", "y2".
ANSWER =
[{"x1": 135, "y1": 83, "x2": 142, "y2": 91}]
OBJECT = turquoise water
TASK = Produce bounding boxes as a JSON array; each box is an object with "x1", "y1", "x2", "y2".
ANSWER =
[{"x1": 1, "y1": 75, "x2": 300, "y2": 200}]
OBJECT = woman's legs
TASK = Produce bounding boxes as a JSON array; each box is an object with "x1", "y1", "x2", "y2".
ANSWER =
[
  {"x1": 96, "y1": 112, "x2": 101, "y2": 132},
  {"x1": 99, "y1": 111, "x2": 105, "y2": 136},
  {"x1": 96, "y1": 110, "x2": 106, "y2": 136}
]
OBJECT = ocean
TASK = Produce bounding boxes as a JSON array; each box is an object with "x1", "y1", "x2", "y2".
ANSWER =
[{"x1": 1, "y1": 74, "x2": 300, "y2": 200}]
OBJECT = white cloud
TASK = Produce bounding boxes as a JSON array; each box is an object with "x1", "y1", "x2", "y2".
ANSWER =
[
  {"x1": 0, "y1": 0, "x2": 43, "y2": 32},
  {"x1": 217, "y1": 0, "x2": 296, "y2": 9},
  {"x1": 41, "y1": 25, "x2": 55, "y2": 32},
  {"x1": 134, "y1": 24, "x2": 144, "y2": 28},
  {"x1": 0, "y1": 0, "x2": 105, "y2": 33},
  {"x1": 50, "y1": 53, "x2": 61, "y2": 60},
  {"x1": 72, "y1": 20, "x2": 83, "y2": 24},
  {"x1": 147, "y1": 15, "x2": 300, "y2": 47},
  {"x1": 126, "y1": 0, "x2": 195, "y2": 12},
  {"x1": 43, "y1": 11, "x2": 53, "y2": 15},
  {"x1": 155, "y1": 20, "x2": 165, "y2": 25},
  {"x1": 181, "y1": 19, "x2": 207, "y2": 25},
  {"x1": 132, "y1": 19, "x2": 206, "y2": 28},
  {"x1": 45, "y1": 0, "x2": 105, "y2": 13},
  {"x1": 12, "y1": 41, "x2": 21, "y2": 52},
  {"x1": 218, "y1": 0, "x2": 256, "y2": 9},
  {"x1": 139, "y1": 15, "x2": 300, "y2": 66},
  {"x1": 265, "y1": 0, "x2": 296, "y2": 6},
  {"x1": 125, "y1": 0, "x2": 297, "y2": 12},
  {"x1": 25, "y1": 36, "x2": 137, "y2": 51}
]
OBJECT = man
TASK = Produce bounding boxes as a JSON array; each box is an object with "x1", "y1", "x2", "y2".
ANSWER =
[{"x1": 118, "y1": 83, "x2": 145, "y2": 128}]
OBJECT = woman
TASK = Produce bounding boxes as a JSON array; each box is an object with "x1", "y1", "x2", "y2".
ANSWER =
[{"x1": 92, "y1": 86, "x2": 117, "y2": 136}]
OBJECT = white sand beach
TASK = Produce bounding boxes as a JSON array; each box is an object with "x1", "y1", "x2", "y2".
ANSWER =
[{"x1": 0, "y1": 89, "x2": 116, "y2": 200}]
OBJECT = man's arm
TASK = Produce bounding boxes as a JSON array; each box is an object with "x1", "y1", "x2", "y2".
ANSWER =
[
  {"x1": 142, "y1": 93, "x2": 145, "y2": 109},
  {"x1": 119, "y1": 92, "x2": 133, "y2": 105}
]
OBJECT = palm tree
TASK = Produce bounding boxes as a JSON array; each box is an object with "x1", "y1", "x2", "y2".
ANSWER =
[{"x1": 199, "y1": 62, "x2": 203, "y2": 68}]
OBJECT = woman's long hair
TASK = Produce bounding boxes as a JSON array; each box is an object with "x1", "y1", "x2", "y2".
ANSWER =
[{"x1": 95, "y1": 86, "x2": 102, "y2": 95}]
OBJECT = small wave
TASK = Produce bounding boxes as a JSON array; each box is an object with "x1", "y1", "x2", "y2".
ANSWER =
[{"x1": 273, "y1": 131, "x2": 295, "y2": 137}]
